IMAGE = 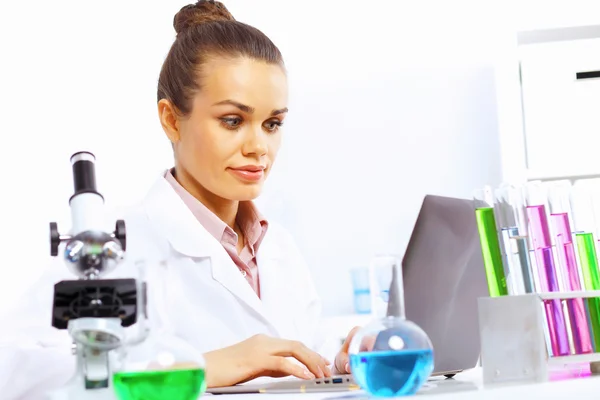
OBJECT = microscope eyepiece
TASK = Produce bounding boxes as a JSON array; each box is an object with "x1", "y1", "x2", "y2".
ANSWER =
[
  {"x1": 50, "y1": 151, "x2": 126, "y2": 278},
  {"x1": 70, "y1": 151, "x2": 104, "y2": 202}
]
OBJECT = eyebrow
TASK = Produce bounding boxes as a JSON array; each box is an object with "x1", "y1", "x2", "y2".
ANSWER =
[
  {"x1": 213, "y1": 100, "x2": 288, "y2": 116},
  {"x1": 271, "y1": 107, "x2": 288, "y2": 116}
]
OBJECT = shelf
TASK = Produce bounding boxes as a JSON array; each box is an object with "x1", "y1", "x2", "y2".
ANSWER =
[
  {"x1": 527, "y1": 168, "x2": 600, "y2": 182},
  {"x1": 548, "y1": 353, "x2": 600, "y2": 366},
  {"x1": 537, "y1": 290, "x2": 600, "y2": 300}
]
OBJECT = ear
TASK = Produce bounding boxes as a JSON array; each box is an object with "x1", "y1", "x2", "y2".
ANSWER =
[{"x1": 158, "y1": 99, "x2": 181, "y2": 144}]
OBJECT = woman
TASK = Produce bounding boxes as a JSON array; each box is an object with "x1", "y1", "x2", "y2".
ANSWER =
[{"x1": 0, "y1": 1, "x2": 356, "y2": 398}]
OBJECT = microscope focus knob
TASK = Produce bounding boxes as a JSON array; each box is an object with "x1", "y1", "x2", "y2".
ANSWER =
[
  {"x1": 115, "y1": 220, "x2": 126, "y2": 251},
  {"x1": 50, "y1": 222, "x2": 60, "y2": 256}
]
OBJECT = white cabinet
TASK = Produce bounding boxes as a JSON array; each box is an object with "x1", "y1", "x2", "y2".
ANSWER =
[{"x1": 519, "y1": 37, "x2": 600, "y2": 179}]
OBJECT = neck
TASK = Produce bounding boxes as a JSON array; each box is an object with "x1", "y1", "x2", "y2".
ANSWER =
[{"x1": 173, "y1": 165, "x2": 239, "y2": 229}]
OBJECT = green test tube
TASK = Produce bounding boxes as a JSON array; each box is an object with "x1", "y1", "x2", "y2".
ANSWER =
[
  {"x1": 575, "y1": 232, "x2": 600, "y2": 351},
  {"x1": 475, "y1": 207, "x2": 508, "y2": 297}
]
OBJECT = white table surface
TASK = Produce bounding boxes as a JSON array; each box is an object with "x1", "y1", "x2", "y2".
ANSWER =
[{"x1": 206, "y1": 367, "x2": 600, "y2": 399}]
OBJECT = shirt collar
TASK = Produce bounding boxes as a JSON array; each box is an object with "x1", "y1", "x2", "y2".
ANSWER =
[{"x1": 164, "y1": 168, "x2": 268, "y2": 251}]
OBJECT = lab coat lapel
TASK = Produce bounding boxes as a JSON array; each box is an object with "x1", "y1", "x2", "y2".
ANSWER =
[
  {"x1": 142, "y1": 175, "x2": 278, "y2": 333},
  {"x1": 209, "y1": 245, "x2": 268, "y2": 324},
  {"x1": 256, "y1": 235, "x2": 293, "y2": 338}
]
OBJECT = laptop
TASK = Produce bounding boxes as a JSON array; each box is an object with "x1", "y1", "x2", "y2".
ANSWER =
[
  {"x1": 402, "y1": 194, "x2": 487, "y2": 377},
  {"x1": 208, "y1": 195, "x2": 487, "y2": 394}
]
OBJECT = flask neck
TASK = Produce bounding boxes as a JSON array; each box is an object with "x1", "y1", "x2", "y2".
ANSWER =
[
  {"x1": 369, "y1": 255, "x2": 406, "y2": 319},
  {"x1": 386, "y1": 260, "x2": 405, "y2": 319}
]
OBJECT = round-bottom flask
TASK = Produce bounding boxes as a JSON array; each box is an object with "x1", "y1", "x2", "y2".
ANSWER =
[
  {"x1": 112, "y1": 332, "x2": 207, "y2": 400},
  {"x1": 349, "y1": 316, "x2": 433, "y2": 397},
  {"x1": 349, "y1": 255, "x2": 434, "y2": 397}
]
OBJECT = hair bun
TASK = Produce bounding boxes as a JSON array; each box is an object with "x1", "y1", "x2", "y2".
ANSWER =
[{"x1": 174, "y1": 1, "x2": 235, "y2": 35}]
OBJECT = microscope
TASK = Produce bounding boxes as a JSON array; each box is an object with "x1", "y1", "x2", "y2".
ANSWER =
[{"x1": 49, "y1": 151, "x2": 147, "y2": 397}]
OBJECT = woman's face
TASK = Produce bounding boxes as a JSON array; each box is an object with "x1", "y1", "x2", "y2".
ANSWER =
[{"x1": 170, "y1": 56, "x2": 288, "y2": 201}]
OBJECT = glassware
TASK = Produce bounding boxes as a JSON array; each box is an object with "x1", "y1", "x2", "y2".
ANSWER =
[
  {"x1": 350, "y1": 267, "x2": 372, "y2": 314},
  {"x1": 473, "y1": 187, "x2": 508, "y2": 297},
  {"x1": 109, "y1": 261, "x2": 206, "y2": 400},
  {"x1": 112, "y1": 330, "x2": 207, "y2": 400},
  {"x1": 498, "y1": 185, "x2": 538, "y2": 294},
  {"x1": 525, "y1": 184, "x2": 571, "y2": 356},
  {"x1": 547, "y1": 181, "x2": 593, "y2": 354},
  {"x1": 494, "y1": 185, "x2": 535, "y2": 295},
  {"x1": 571, "y1": 180, "x2": 600, "y2": 351},
  {"x1": 350, "y1": 255, "x2": 433, "y2": 397}
]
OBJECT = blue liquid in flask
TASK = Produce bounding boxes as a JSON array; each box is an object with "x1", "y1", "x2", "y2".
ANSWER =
[{"x1": 350, "y1": 349, "x2": 434, "y2": 397}]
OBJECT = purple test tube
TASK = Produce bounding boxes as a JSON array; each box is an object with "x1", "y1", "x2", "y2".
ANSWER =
[
  {"x1": 527, "y1": 205, "x2": 571, "y2": 356},
  {"x1": 540, "y1": 247, "x2": 571, "y2": 356},
  {"x1": 527, "y1": 205, "x2": 552, "y2": 291},
  {"x1": 550, "y1": 213, "x2": 593, "y2": 354}
]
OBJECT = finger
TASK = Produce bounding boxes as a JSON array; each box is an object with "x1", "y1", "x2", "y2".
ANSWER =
[
  {"x1": 266, "y1": 356, "x2": 316, "y2": 380},
  {"x1": 335, "y1": 351, "x2": 350, "y2": 375},
  {"x1": 268, "y1": 338, "x2": 330, "y2": 379},
  {"x1": 334, "y1": 326, "x2": 361, "y2": 374},
  {"x1": 360, "y1": 335, "x2": 377, "y2": 352},
  {"x1": 322, "y1": 358, "x2": 333, "y2": 377},
  {"x1": 268, "y1": 338, "x2": 328, "y2": 377},
  {"x1": 322, "y1": 363, "x2": 333, "y2": 377},
  {"x1": 318, "y1": 364, "x2": 333, "y2": 378},
  {"x1": 341, "y1": 326, "x2": 361, "y2": 353}
]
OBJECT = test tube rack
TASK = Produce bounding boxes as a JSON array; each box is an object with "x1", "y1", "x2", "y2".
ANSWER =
[{"x1": 478, "y1": 290, "x2": 600, "y2": 385}]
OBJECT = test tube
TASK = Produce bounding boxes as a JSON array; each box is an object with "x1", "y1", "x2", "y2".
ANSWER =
[
  {"x1": 526, "y1": 198, "x2": 570, "y2": 356},
  {"x1": 588, "y1": 180, "x2": 600, "y2": 255},
  {"x1": 570, "y1": 180, "x2": 600, "y2": 351},
  {"x1": 494, "y1": 185, "x2": 531, "y2": 295},
  {"x1": 548, "y1": 180, "x2": 593, "y2": 354},
  {"x1": 548, "y1": 180, "x2": 577, "y2": 235},
  {"x1": 512, "y1": 183, "x2": 551, "y2": 355},
  {"x1": 509, "y1": 235, "x2": 536, "y2": 294},
  {"x1": 576, "y1": 233, "x2": 600, "y2": 352},
  {"x1": 550, "y1": 212, "x2": 593, "y2": 354},
  {"x1": 538, "y1": 247, "x2": 571, "y2": 356},
  {"x1": 547, "y1": 180, "x2": 578, "y2": 279},
  {"x1": 474, "y1": 187, "x2": 508, "y2": 297},
  {"x1": 523, "y1": 182, "x2": 549, "y2": 292}
]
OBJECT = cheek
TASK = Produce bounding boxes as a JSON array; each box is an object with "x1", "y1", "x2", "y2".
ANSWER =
[
  {"x1": 268, "y1": 134, "x2": 283, "y2": 160},
  {"x1": 179, "y1": 121, "x2": 221, "y2": 169}
]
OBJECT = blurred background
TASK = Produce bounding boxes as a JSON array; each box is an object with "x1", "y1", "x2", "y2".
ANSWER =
[{"x1": 0, "y1": 0, "x2": 599, "y2": 318}]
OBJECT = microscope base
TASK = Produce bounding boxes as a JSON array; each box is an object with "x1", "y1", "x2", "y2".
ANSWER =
[{"x1": 47, "y1": 385, "x2": 114, "y2": 400}]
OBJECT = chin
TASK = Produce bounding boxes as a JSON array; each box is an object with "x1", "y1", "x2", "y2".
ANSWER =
[{"x1": 230, "y1": 185, "x2": 263, "y2": 201}]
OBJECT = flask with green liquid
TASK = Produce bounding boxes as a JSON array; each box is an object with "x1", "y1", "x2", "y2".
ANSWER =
[{"x1": 112, "y1": 332, "x2": 207, "y2": 400}]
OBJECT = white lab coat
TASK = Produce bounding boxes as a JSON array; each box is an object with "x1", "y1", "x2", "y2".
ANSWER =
[{"x1": 0, "y1": 174, "x2": 326, "y2": 400}]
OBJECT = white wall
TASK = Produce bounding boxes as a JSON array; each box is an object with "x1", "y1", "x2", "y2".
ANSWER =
[
  {"x1": 492, "y1": 0, "x2": 600, "y2": 184},
  {"x1": 0, "y1": 0, "x2": 510, "y2": 317}
]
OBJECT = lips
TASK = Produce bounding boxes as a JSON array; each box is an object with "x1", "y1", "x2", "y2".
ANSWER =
[
  {"x1": 228, "y1": 165, "x2": 265, "y2": 182},
  {"x1": 232, "y1": 165, "x2": 265, "y2": 172}
]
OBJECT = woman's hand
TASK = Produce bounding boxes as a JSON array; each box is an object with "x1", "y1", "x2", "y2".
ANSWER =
[
  {"x1": 334, "y1": 326, "x2": 378, "y2": 374},
  {"x1": 333, "y1": 327, "x2": 360, "y2": 374},
  {"x1": 203, "y1": 334, "x2": 332, "y2": 388}
]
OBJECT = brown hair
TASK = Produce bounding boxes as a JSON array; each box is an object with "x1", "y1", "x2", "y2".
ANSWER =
[{"x1": 157, "y1": 0, "x2": 284, "y2": 116}]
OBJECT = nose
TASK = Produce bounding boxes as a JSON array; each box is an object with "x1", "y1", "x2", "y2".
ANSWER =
[{"x1": 242, "y1": 126, "x2": 268, "y2": 158}]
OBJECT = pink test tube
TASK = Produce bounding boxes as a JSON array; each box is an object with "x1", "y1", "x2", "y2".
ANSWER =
[
  {"x1": 527, "y1": 205, "x2": 570, "y2": 356},
  {"x1": 551, "y1": 213, "x2": 593, "y2": 354}
]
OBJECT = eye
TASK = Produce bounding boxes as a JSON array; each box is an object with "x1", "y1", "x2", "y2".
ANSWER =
[
  {"x1": 264, "y1": 119, "x2": 284, "y2": 133},
  {"x1": 220, "y1": 116, "x2": 243, "y2": 130}
]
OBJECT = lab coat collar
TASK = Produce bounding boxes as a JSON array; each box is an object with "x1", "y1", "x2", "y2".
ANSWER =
[
  {"x1": 142, "y1": 174, "x2": 221, "y2": 258},
  {"x1": 141, "y1": 173, "x2": 283, "y2": 260},
  {"x1": 141, "y1": 174, "x2": 285, "y2": 336}
]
